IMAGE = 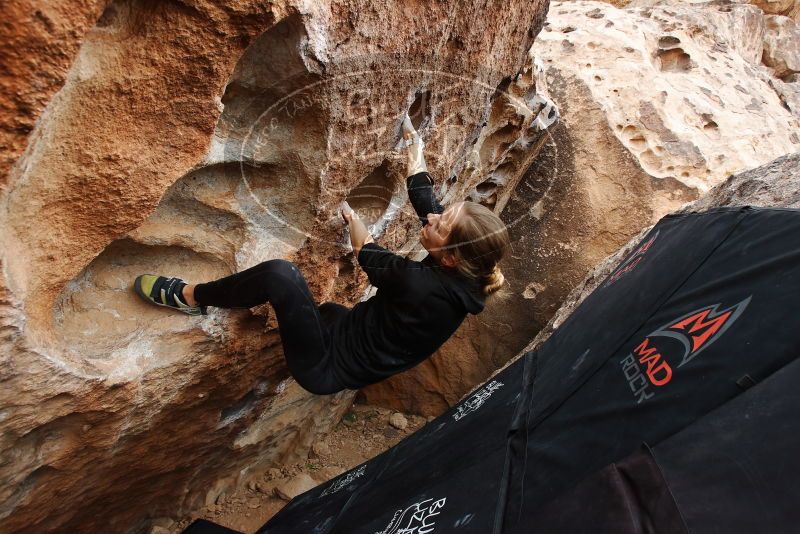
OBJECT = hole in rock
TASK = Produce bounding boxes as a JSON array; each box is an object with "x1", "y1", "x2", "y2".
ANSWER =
[
  {"x1": 492, "y1": 76, "x2": 514, "y2": 99},
  {"x1": 222, "y1": 14, "x2": 310, "y2": 104},
  {"x1": 628, "y1": 135, "x2": 647, "y2": 150},
  {"x1": 96, "y1": 3, "x2": 120, "y2": 28},
  {"x1": 480, "y1": 124, "x2": 519, "y2": 164},
  {"x1": 408, "y1": 90, "x2": 432, "y2": 130},
  {"x1": 446, "y1": 34, "x2": 465, "y2": 53},
  {"x1": 54, "y1": 239, "x2": 231, "y2": 362},
  {"x1": 469, "y1": 180, "x2": 499, "y2": 208},
  {"x1": 657, "y1": 35, "x2": 681, "y2": 49},
  {"x1": 346, "y1": 160, "x2": 394, "y2": 227},
  {"x1": 476, "y1": 180, "x2": 498, "y2": 195},
  {"x1": 336, "y1": 257, "x2": 355, "y2": 278},
  {"x1": 657, "y1": 48, "x2": 692, "y2": 72},
  {"x1": 621, "y1": 125, "x2": 641, "y2": 141}
]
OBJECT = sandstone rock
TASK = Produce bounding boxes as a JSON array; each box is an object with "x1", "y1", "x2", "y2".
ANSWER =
[
  {"x1": 266, "y1": 468, "x2": 282, "y2": 480},
  {"x1": 768, "y1": 77, "x2": 800, "y2": 114},
  {"x1": 361, "y1": 0, "x2": 799, "y2": 417},
  {"x1": 309, "y1": 441, "x2": 331, "y2": 459},
  {"x1": 751, "y1": 0, "x2": 800, "y2": 19},
  {"x1": 763, "y1": 15, "x2": 800, "y2": 77},
  {"x1": 0, "y1": 1, "x2": 107, "y2": 185},
  {"x1": 360, "y1": 59, "x2": 566, "y2": 416},
  {"x1": 389, "y1": 413, "x2": 409, "y2": 430},
  {"x1": 575, "y1": 0, "x2": 800, "y2": 21},
  {"x1": 0, "y1": 0, "x2": 550, "y2": 532},
  {"x1": 274, "y1": 474, "x2": 317, "y2": 502},
  {"x1": 542, "y1": 1, "x2": 798, "y2": 189},
  {"x1": 681, "y1": 151, "x2": 800, "y2": 209}
]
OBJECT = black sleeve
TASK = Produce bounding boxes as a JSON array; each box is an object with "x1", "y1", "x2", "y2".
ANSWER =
[
  {"x1": 357, "y1": 242, "x2": 419, "y2": 291},
  {"x1": 407, "y1": 172, "x2": 445, "y2": 227}
]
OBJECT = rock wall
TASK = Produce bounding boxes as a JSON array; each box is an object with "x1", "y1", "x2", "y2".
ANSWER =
[
  {"x1": 360, "y1": 56, "x2": 695, "y2": 415},
  {"x1": 0, "y1": 0, "x2": 550, "y2": 531},
  {"x1": 360, "y1": 0, "x2": 800, "y2": 415},
  {"x1": 590, "y1": 0, "x2": 800, "y2": 21}
]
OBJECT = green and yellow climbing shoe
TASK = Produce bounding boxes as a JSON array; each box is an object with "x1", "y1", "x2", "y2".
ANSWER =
[{"x1": 133, "y1": 274, "x2": 207, "y2": 316}]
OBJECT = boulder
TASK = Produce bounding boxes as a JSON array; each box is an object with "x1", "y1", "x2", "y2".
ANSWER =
[
  {"x1": 0, "y1": 0, "x2": 549, "y2": 531},
  {"x1": 274, "y1": 474, "x2": 317, "y2": 502},
  {"x1": 361, "y1": 0, "x2": 799, "y2": 416},
  {"x1": 763, "y1": 14, "x2": 800, "y2": 78}
]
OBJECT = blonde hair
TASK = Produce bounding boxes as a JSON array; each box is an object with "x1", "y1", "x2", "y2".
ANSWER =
[{"x1": 446, "y1": 201, "x2": 510, "y2": 296}]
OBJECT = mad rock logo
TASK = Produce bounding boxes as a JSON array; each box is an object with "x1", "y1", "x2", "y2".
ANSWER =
[
  {"x1": 453, "y1": 381, "x2": 503, "y2": 421},
  {"x1": 620, "y1": 297, "x2": 751, "y2": 403},
  {"x1": 376, "y1": 497, "x2": 447, "y2": 534},
  {"x1": 604, "y1": 231, "x2": 659, "y2": 288}
]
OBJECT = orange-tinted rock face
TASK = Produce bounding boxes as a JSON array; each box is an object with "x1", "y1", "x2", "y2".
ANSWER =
[
  {"x1": 0, "y1": 0, "x2": 549, "y2": 531},
  {"x1": 0, "y1": 1, "x2": 108, "y2": 188}
]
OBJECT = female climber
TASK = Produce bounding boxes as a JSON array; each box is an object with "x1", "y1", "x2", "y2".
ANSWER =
[{"x1": 133, "y1": 115, "x2": 510, "y2": 395}]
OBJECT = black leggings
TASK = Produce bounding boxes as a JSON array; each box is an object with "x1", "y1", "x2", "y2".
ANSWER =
[{"x1": 194, "y1": 260, "x2": 349, "y2": 395}]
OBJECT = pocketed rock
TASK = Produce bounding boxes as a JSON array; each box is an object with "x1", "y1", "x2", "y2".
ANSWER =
[
  {"x1": 274, "y1": 474, "x2": 317, "y2": 502},
  {"x1": 0, "y1": 0, "x2": 549, "y2": 532},
  {"x1": 539, "y1": 1, "x2": 799, "y2": 188}
]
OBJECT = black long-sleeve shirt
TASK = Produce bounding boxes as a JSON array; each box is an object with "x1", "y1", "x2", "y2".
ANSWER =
[{"x1": 329, "y1": 172, "x2": 485, "y2": 389}]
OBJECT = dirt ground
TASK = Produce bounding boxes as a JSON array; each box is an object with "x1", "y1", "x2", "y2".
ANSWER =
[{"x1": 173, "y1": 402, "x2": 429, "y2": 533}]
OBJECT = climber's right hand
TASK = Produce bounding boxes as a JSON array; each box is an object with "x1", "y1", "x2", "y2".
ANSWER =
[
  {"x1": 402, "y1": 113, "x2": 427, "y2": 175},
  {"x1": 340, "y1": 200, "x2": 356, "y2": 224},
  {"x1": 402, "y1": 113, "x2": 416, "y2": 139}
]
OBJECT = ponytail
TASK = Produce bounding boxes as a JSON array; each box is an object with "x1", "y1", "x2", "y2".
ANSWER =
[
  {"x1": 447, "y1": 201, "x2": 511, "y2": 298},
  {"x1": 481, "y1": 265, "x2": 505, "y2": 295}
]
